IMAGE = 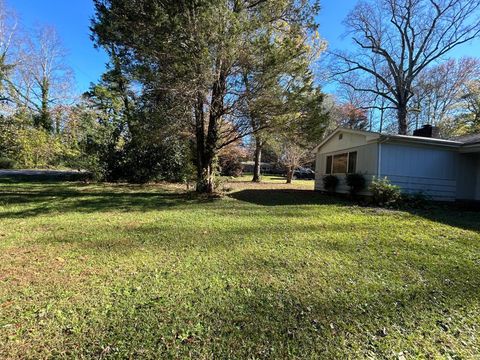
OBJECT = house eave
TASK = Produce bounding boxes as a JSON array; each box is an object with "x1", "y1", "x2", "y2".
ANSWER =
[
  {"x1": 312, "y1": 127, "x2": 381, "y2": 153},
  {"x1": 379, "y1": 134, "x2": 462, "y2": 148},
  {"x1": 459, "y1": 143, "x2": 480, "y2": 153},
  {"x1": 313, "y1": 128, "x2": 470, "y2": 154}
]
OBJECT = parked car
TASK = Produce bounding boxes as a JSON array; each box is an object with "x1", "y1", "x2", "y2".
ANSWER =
[{"x1": 294, "y1": 167, "x2": 315, "y2": 179}]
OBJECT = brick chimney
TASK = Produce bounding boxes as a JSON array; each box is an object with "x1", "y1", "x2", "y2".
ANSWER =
[{"x1": 413, "y1": 124, "x2": 439, "y2": 138}]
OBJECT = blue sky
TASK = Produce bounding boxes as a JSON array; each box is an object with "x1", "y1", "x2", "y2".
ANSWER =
[
  {"x1": 9, "y1": 0, "x2": 109, "y2": 94},
  {"x1": 9, "y1": 0, "x2": 480, "y2": 95}
]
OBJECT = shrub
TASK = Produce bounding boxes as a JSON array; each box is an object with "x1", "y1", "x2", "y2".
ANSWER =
[
  {"x1": 120, "y1": 139, "x2": 193, "y2": 184},
  {"x1": 402, "y1": 191, "x2": 430, "y2": 208},
  {"x1": 345, "y1": 173, "x2": 366, "y2": 195},
  {"x1": 323, "y1": 175, "x2": 339, "y2": 192},
  {"x1": 369, "y1": 177, "x2": 402, "y2": 207},
  {"x1": 219, "y1": 157, "x2": 243, "y2": 177},
  {"x1": 0, "y1": 157, "x2": 16, "y2": 169}
]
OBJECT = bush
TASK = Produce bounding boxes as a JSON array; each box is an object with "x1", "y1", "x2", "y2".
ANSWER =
[
  {"x1": 345, "y1": 173, "x2": 366, "y2": 195},
  {"x1": 120, "y1": 139, "x2": 193, "y2": 184},
  {"x1": 369, "y1": 177, "x2": 402, "y2": 207},
  {"x1": 323, "y1": 174, "x2": 339, "y2": 192},
  {"x1": 402, "y1": 191, "x2": 430, "y2": 208},
  {"x1": 0, "y1": 157, "x2": 16, "y2": 169},
  {"x1": 219, "y1": 157, "x2": 243, "y2": 177}
]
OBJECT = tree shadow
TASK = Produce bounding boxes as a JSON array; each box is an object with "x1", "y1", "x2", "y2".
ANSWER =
[
  {"x1": 2, "y1": 184, "x2": 480, "y2": 357},
  {"x1": 68, "y1": 233, "x2": 480, "y2": 358},
  {"x1": 0, "y1": 186, "x2": 217, "y2": 219},
  {"x1": 0, "y1": 172, "x2": 89, "y2": 183},
  {"x1": 229, "y1": 189, "x2": 480, "y2": 232},
  {"x1": 229, "y1": 189, "x2": 350, "y2": 207},
  {"x1": 409, "y1": 206, "x2": 480, "y2": 233}
]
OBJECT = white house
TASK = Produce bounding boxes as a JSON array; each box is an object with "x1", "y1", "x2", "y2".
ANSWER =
[{"x1": 313, "y1": 126, "x2": 480, "y2": 201}]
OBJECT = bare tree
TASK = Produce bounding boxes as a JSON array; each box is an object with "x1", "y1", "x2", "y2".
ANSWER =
[
  {"x1": 21, "y1": 25, "x2": 74, "y2": 132},
  {"x1": 0, "y1": 0, "x2": 19, "y2": 103},
  {"x1": 278, "y1": 138, "x2": 309, "y2": 184},
  {"x1": 331, "y1": 0, "x2": 480, "y2": 135},
  {"x1": 410, "y1": 58, "x2": 480, "y2": 131}
]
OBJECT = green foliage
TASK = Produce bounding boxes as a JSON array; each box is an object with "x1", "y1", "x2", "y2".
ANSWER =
[
  {"x1": 322, "y1": 174, "x2": 339, "y2": 192},
  {"x1": 0, "y1": 120, "x2": 76, "y2": 169},
  {"x1": 369, "y1": 177, "x2": 402, "y2": 207},
  {"x1": 402, "y1": 191, "x2": 431, "y2": 208},
  {"x1": 91, "y1": 0, "x2": 325, "y2": 192},
  {"x1": 345, "y1": 173, "x2": 366, "y2": 195},
  {"x1": 0, "y1": 157, "x2": 16, "y2": 169},
  {"x1": 16, "y1": 128, "x2": 70, "y2": 168},
  {"x1": 121, "y1": 138, "x2": 193, "y2": 183}
]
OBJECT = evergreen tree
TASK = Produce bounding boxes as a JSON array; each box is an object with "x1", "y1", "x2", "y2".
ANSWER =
[{"x1": 91, "y1": 0, "x2": 324, "y2": 192}]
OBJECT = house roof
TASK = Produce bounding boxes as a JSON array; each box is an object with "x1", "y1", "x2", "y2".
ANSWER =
[
  {"x1": 379, "y1": 133, "x2": 463, "y2": 147},
  {"x1": 452, "y1": 133, "x2": 480, "y2": 145},
  {"x1": 313, "y1": 127, "x2": 474, "y2": 153}
]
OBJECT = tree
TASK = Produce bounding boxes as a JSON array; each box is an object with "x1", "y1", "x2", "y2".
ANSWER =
[
  {"x1": 273, "y1": 86, "x2": 329, "y2": 183},
  {"x1": 0, "y1": 0, "x2": 19, "y2": 103},
  {"x1": 278, "y1": 139, "x2": 307, "y2": 183},
  {"x1": 91, "y1": 0, "x2": 323, "y2": 193},
  {"x1": 217, "y1": 123, "x2": 248, "y2": 177},
  {"x1": 410, "y1": 57, "x2": 480, "y2": 132},
  {"x1": 331, "y1": 0, "x2": 480, "y2": 135},
  {"x1": 23, "y1": 26, "x2": 74, "y2": 132},
  {"x1": 455, "y1": 79, "x2": 480, "y2": 134},
  {"x1": 333, "y1": 103, "x2": 369, "y2": 130},
  {"x1": 239, "y1": 23, "x2": 325, "y2": 183}
]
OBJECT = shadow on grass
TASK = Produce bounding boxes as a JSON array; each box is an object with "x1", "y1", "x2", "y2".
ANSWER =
[
  {"x1": 411, "y1": 206, "x2": 480, "y2": 233},
  {"x1": 2, "y1": 186, "x2": 480, "y2": 357},
  {"x1": 1, "y1": 182, "x2": 479, "y2": 232},
  {"x1": 72, "y1": 236, "x2": 480, "y2": 358},
  {"x1": 0, "y1": 173, "x2": 89, "y2": 183},
  {"x1": 230, "y1": 189, "x2": 480, "y2": 232},
  {"x1": 0, "y1": 186, "x2": 216, "y2": 219},
  {"x1": 229, "y1": 189, "x2": 350, "y2": 207}
]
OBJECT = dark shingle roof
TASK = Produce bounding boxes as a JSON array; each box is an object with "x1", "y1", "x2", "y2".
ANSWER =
[{"x1": 452, "y1": 133, "x2": 480, "y2": 145}]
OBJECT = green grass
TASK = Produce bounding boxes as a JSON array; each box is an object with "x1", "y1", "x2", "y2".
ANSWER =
[
  {"x1": 0, "y1": 178, "x2": 479, "y2": 359},
  {"x1": 223, "y1": 173, "x2": 314, "y2": 188}
]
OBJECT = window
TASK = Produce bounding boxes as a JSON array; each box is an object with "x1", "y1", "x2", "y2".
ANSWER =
[
  {"x1": 325, "y1": 151, "x2": 357, "y2": 174},
  {"x1": 326, "y1": 156, "x2": 332, "y2": 174},
  {"x1": 348, "y1": 152, "x2": 357, "y2": 174},
  {"x1": 332, "y1": 153, "x2": 348, "y2": 173}
]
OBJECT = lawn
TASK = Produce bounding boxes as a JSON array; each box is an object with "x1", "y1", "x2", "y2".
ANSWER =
[{"x1": 0, "y1": 177, "x2": 479, "y2": 359}]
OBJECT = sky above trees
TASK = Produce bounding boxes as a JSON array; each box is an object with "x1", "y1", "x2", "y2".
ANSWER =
[
  {"x1": 8, "y1": 0, "x2": 480, "y2": 94},
  {"x1": 9, "y1": 0, "x2": 109, "y2": 93}
]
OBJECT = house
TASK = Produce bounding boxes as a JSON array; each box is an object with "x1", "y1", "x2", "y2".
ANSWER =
[{"x1": 313, "y1": 126, "x2": 480, "y2": 201}]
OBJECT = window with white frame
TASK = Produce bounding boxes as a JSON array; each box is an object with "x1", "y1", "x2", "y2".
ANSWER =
[{"x1": 325, "y1": 151, "x2": 357, "y2": 174}]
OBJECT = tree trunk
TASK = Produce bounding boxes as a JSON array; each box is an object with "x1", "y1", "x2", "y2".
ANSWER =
[
  {"x1": 286, "y1": 166, "x2": 294, "y2": 184},
  {"x1": 196, "y1": 162, "x2": 214, "y2": 193},
  {"x1": 397, "y1": 104, "x2": 408, "y2": 135},
  {"x1": 40, "y1": 78, "x2": 51, "y2": 132},
  {"x1": 195, "y1": 93, "x2": 205, "y2": 191},
  {"x1": 252, "y1": 137, "x2": 262, "y2": 182},
  {"x1": 196, "y1": 59, "x2": 227, "y2": 193}
]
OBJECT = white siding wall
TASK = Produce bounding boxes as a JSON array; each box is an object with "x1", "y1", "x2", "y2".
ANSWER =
[{"x1": 380, "y1": 143, "x2": 457, "y2": 201}]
